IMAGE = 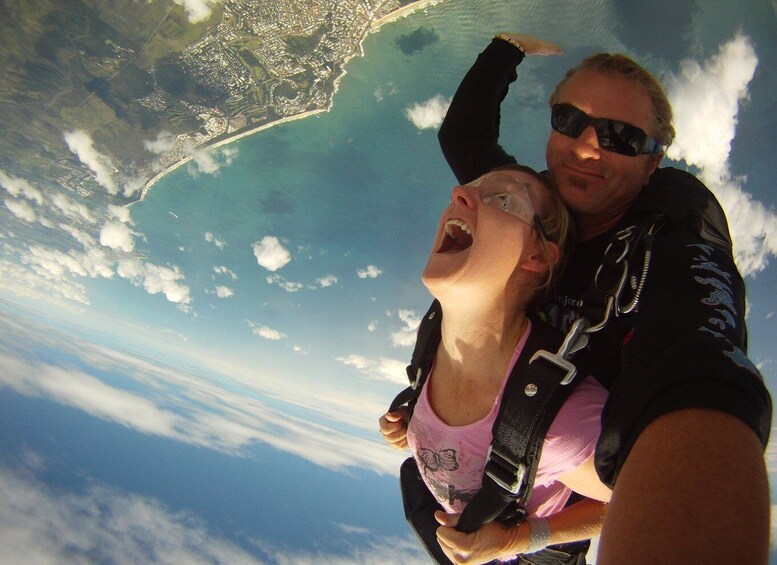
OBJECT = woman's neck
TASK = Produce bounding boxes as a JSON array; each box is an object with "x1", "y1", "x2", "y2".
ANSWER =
[{"x1": 435, "y1": 296, "x2": 529, "y2": 382}]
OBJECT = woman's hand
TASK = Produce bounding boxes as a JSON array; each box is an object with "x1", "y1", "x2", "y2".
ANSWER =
[
  {"x1": 496, "y1": 32, "x2": 563, "y2": 56},
  {"x1": 435, "y1": 511, "x2": 530, "y2": 564},
  {"x1": 378, "y1": 407, "x2": 409, "y2": 449}
]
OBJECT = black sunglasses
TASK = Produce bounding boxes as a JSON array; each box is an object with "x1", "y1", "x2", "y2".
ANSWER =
[{"x1": 551, "y1": 103, "x2": 663, "y2": 157}]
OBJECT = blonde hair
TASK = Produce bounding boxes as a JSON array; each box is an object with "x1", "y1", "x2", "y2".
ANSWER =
[
  {"x1": 491, "y1": 164, "x2": 574, "y2": 304},
  {"x1": 549, "y1": 53, "x2": 675, "y2": 147}
]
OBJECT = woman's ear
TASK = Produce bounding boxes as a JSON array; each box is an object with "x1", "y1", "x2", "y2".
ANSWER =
[{"x1": 520, "y1": 241, "x2": 560, "y2": 274}]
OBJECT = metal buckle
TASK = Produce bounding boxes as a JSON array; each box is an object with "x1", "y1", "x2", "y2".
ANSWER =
[
  {"x1": 485, "y1": 446, "x2": 527, "y2": 494},
  {"x1": 557, "y1": 317, "x2": 590, "y2": 359},
  {"x1": 528, "y1": 350, "x2": 577, "y2": 385}
]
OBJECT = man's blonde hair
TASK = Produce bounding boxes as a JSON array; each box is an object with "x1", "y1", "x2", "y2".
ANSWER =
[{"x1": 549, "y1": 53, "x2": 676, "y2": 147}]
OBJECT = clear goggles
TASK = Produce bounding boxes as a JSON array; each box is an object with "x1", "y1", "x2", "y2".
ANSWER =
[{"x1": 466, "y1": 173, "x2": 548, "y2": 239}]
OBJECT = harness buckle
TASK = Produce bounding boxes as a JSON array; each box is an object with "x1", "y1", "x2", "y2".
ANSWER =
[
  {"x1": 485, "y1": 446, "x2": 527, "y2": 495},
  {"x1": 528, "y1": 349, "x2": 578, "y2": 385}
]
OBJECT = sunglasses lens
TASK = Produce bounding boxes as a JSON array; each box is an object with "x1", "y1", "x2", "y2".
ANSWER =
[
  {"x1": 551, "y1": 104, "x2": 586, "y2": 137},
  {"x1": 551, "y1": 104, "x2": 660, "y2": 156}
]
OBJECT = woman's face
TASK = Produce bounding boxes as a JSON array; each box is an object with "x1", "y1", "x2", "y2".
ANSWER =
[{"x1": 422, "y1": 170, "x2": 548, "y2": 298}]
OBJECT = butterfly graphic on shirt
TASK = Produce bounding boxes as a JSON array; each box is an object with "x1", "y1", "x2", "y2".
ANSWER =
[{"x1": 417, "y1": 447, "x2": 459, "y2": 476}]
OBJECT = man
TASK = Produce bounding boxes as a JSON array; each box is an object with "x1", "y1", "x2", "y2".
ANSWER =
[{"x1": 436, "y1": 33, "x2": 772, "y2": 564}]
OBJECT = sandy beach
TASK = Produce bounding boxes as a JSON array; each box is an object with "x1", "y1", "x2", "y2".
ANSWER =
[
  {"x1": 136, "y1": 0, "x2": 446, "y2": 202},
  {"x1": 137, "y1": 108, "x2": 327, "y2": 201}
]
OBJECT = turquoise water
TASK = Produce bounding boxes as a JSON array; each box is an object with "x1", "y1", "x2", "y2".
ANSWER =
[
  {"x1": 113, "y1": 0, "x2": 777, "y2": 401},
  {"x1": 2, "y1": 1, "x2": 776, "y2": 562}
]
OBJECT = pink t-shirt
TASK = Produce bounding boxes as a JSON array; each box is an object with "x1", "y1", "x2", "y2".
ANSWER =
[{"x1": 407, "y1": 321, "x2": 607, "y2": 518}]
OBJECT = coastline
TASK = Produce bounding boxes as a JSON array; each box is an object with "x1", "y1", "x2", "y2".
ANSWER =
[
  {"x1": 370, "y1": 0, "x2": 445, "y2": 30},
  {"x1": 136, "y1": 0, "x2": 446, "y2": 203},
  {"x1": 137, "y1": 108, "x2": 327, "y2": 201}
]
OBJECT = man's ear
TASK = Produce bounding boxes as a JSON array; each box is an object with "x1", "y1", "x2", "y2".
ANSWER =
[{"x1": 520, "y1": 241, "x2": 560, "y2": 274}]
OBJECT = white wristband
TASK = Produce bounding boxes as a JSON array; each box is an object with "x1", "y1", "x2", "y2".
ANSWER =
[{"x1": 526, "y1": 518, "x2": 551, "y2": 553}]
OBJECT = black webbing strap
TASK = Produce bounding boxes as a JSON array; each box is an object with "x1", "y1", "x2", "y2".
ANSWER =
[
  {"x1": 456, "y1": 323, "x2": 577, "y2": 533},
  {"x1": 389, "y1": 306, "x2": 580, "y2": 535},
  {"x1": 388, "y1": 300, "x2": 442, "y2": 414}
]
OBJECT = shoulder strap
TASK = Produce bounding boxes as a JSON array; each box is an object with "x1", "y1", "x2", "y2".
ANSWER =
[
  {"x1": 388, "y1": 300, "x2": 442, "y2": 414},
  {"x1": 456, "y1": 320, "x2": 579, "y2": 532}
]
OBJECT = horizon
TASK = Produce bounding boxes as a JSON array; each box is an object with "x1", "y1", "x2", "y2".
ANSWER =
[{"x1": 1, "y1": 1, "x2": 776, "y2": 562}]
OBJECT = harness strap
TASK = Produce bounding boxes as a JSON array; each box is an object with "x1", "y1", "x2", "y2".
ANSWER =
[
  {"x1": 388, "y1": 300, "x2": 441, "y2": 414},
  {"x1": 457, "y1": 325, "x2": 576, "y2": 532}
]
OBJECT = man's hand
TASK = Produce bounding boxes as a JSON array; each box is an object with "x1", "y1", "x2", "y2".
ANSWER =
[
  {"x1": 496, "y1": 32, "x2": 563, "y2": 56},
  {"x1": 598, "y1": 409, "x2": 770, "y2": 564},
  {"x1": 435, "y1": 511, "x2": 529, "y2": 564},
  {"x1": 378, "y1": 407, "x2": 409, "y2": 449}
]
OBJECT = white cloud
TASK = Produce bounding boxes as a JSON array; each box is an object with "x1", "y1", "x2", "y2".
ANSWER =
[
  {"x1": 404, "y1": 94, "x2": 451, "y2": 130},
  {"x1": 665, "y1": 34, "x2": 777, "y2": 277},
  {"x1": 22, "y1": 244, "x2": 114, "y2": 281},
  {"x1": 249, "y1": 324, "x2": 287, "y2": 341},
  {"x1": 0, "y1": 463, "x2": 430, "y2": 565},
  {"x1": 60, "y1": 224, "x2": 97, "y2": 248},
  {"x1": 368, "y1": 320, "x2": 378, "y2": 332},
  {"x1": 0, "y1": 170, "x2": 43, "y2": 205},
  {"x1": 187, "y1": 146, "x2": 239, "y2": 177},
  {"x1": 100, "y1": 221, "x2": 136, "y2": 252},
  {"x1": 50, "y1": 192, "x2": 96, "y2": 224},
  {"x1": 317, "y1": 274, "x2": 338, "y2": 288},
  {"x1": 122, "y1": 174, "x2": 147, "y2": 198},
  {"x1": 63, "y1": 130, "x2": 119, "y2": 195},
  {"x1": 253, "y1": 236, "x2": 291, "y2": 271},
  {"x1": 143, "y1": 130, "x2": 178, "y2": 154},
  {"x1": 357, "y1": 265, "x2": 382, "y2": 279},
  {"x1": 390, "y1": 309, "x2": 421, "y2": 348},
  {"x1": 170, "y1": 0, "x2": 221, "y2": 23},
  {"x1": 117, "y1": 259, "x2": 192, "y2": 308},
  {"x1": 337, "y1": 354, "x2": 407, "y2": 384},
  {"x1": 4, "y1": 198, "x2": 36, "y2": 223},
  {"x1": 214, "y1": 285, "x2": 233, "y2": 298},
  {"x1": 260, "y1": 533, "x2": 429, "y2": 565},
  {"x1": 0, "y1": 312, "x2": 404, "y2": 475},
  {"x1": 0, "y1": 257, "x2": 91, "y2": 306},
  {"x1": 107, "y1": 204, "x2": 132, "y2": 224},
  {"x1": 204, "y1": 231, "x2": 226, "y2": 249},
  {"x1": 213, "y1": 265, "x2": 238, "y2": 280},
  {"x1": 266, "y1": 273, "x2": 304, "y2": 293},
  {"x1": 374, "y1": 82, "x2": 398, "y2": 103},
  {"x1": 0, "y1": 466, "x2": 265, "y2": 565}
]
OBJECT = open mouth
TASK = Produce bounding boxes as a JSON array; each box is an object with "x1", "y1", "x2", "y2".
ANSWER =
[{"x1": 438, "y1": 219, "x2": 473, "y2": 253}]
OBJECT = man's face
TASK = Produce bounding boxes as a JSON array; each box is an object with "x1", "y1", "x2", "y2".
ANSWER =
[{"x1": 546, "y1": 70, "x2": 662, "y2": 236}]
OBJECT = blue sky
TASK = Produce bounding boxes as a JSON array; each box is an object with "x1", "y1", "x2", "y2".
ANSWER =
[{"x1": 1, "y1": 0, "x2": 776, "y2": 562}]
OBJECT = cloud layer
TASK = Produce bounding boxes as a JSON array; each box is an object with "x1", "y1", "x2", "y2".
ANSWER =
[
  {"x1": 665, "y1": 34, "x2": 777, "y2": 276},
  {"x1": 0, "y1": 313, "x2": 404, "y2": 476},
  {"x1": 64, "y1": 130, "x2": 119, "y2": 195}
]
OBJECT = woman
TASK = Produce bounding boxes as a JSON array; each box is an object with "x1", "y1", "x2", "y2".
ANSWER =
[{"x1": 380, "y1": 166, "x2": 611, "y2": 565}]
